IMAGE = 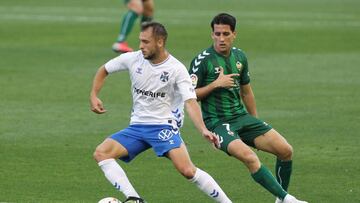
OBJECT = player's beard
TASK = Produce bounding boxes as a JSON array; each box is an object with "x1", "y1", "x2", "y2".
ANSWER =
[
  {"x1": 143, "y1": 49, "x2": 158, "y2": 60},
  {"x1": 144, "y1": 52, "x2": 156, "y2": 60},
  {"x1": 142, "y1": 44, "x2": 160, "y2": 61}
]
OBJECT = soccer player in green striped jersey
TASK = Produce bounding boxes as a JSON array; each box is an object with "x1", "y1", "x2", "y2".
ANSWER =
[{"x1": 189, "y1": 13, "x2": 307, "y2": 203}]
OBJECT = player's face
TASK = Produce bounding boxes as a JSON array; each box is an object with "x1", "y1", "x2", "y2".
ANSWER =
[
  {"x1": 139, "y1": 28, "x2": 159, "y2": 60},
  {"x1": 212, "y1": 24, "x2": 236, "y2": 56}
]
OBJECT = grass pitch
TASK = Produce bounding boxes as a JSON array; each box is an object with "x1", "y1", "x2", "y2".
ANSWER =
[{"x1": 1, "y1": 0, "x2": 359, "y2": 202}]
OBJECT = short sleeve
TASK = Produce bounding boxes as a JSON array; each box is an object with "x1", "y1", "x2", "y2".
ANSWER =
[
  {"x1": 239, "y1": 53, "x2": 250, "y2": 85},
  {"x1": 104, "y1": 52, "x2": 138, "y2": 74}
]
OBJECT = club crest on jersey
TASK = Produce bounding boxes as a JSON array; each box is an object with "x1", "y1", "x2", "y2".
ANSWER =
[
  {"x1": 190, "y1": 74, "x2": 198, "y2": 87},
  {"x1": 136, "y1": 67, "x2": 143, "y2": 74},
  {"x1": 160, "y1": 71, "x2": 169, "y2": 82},
  {"x1": 236, "y1": 61, "x2": 243, "y2": 71},
  {"x1": 214, "y1": 66, "x2": 222, "y2": 74},
  {"x1": 158, "y1": 129, "x2": 174, "y2": 141}
]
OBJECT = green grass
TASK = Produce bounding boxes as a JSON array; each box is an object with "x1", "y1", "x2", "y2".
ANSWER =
[{"x1": 1, "y1": 0, "x2": 359, "y2": 202}]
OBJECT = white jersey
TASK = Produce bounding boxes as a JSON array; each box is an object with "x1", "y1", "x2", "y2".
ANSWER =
[{"x1": 105, "y1": 51, "x2": 196, "y2": 125}]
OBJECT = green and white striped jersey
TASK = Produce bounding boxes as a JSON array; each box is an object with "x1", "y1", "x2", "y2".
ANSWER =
[{"x1": 189, "y1": 46, "x2": 250, "y2": 130}]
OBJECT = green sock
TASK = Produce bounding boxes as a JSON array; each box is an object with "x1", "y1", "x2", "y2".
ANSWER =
[
  {"x1": 252, "y1": 165, "x2": 287, "y2": 200},
  {"x1": 275, "y1": 159, "x2": 292, "y2": 191},
  {"x1": 141, "y1": 15, "x2": 153, "y2": 23},
  {"x1": 117, "y1": 10, "x2": 138, "y2": 42}
]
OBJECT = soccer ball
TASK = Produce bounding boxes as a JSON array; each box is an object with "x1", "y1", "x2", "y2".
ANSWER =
[{"x1": 98, "y1": 197, "x2": 122, "y2": 203}]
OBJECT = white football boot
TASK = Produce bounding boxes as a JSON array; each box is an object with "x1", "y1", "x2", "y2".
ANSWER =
[
  {"x1": 282, "y1": 194, "x2": 308, "y2": 203},
  {"x1": 275, "y1": 197, "x2": 282, "y2": 203}
]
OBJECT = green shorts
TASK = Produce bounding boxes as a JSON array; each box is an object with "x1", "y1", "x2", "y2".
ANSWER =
[{"x1": 213, "y1": 114, "x2": 272, "y2": 154}]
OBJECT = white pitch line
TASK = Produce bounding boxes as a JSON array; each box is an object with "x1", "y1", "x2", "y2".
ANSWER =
[
  {"x1": 0, "y1": 5, "x2": 358, "y2": 20},
  {"x1": 0, "y1": 6, "x2": 359, "y2": 27},
  {"x1": 0, "y1": 13, "x2": 117, "y2": 23}
]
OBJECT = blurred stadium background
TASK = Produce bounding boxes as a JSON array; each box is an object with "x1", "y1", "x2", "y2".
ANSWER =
[{"x1": 0, "y1": 0, "x2": 359, "y2": 202}]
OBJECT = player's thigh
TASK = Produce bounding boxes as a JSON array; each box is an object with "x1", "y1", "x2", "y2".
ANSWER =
[
  {"x1": 227, "y1": 139, "x2": 260, "y2": 172},
  {"x1": 254, "y1": 129, "x2": 293, "y2": 159},
  {"x1": 94, "y1": 138, "x2": 129, "y2": 161},
  {"x1": 110, "y1": 126, "x2": 151, "y2": 162},
  {"x1": 227, "y1": 139, "x2": 256, "y2": 161},
  {"x1": 126, "y1": 0, "x2": 144, "y2": 14},
  {"x1": 166, "y1": 144, "x2": 196, "y2": 177},
  {"x1": 142, "y1": 0, "x2": 154, "y2": 17}
]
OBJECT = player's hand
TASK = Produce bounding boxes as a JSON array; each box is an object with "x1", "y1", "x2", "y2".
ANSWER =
[
  {"x1": 201, "y1": 129, "x2": 220, "y2": 149},
  {"x1": 90, "y1": 96, "x2": 107, "y2": 114},
  {"x1": 213, "y1": 67, "x2": 239, "y2": 89}
]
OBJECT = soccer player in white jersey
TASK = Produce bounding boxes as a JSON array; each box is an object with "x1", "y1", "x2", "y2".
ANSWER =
[{"x1": 90, "y1": 22, "x2": 232, "y2": 203}]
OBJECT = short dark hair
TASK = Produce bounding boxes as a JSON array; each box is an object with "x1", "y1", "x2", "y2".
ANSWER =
[
  {"x1": 211, "y1": 13, "x2": 236, "y2": 32},
  {"x1": 141, "y1": 21, "x2": 168, "y2": 43}
]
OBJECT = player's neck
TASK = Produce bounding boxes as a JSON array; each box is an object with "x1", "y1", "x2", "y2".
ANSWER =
[
  {"x1": 150, "y1": 50, "x2": 169, "y2": 65},
  {"x1": 213, "y1": 46, "x2": 231, "y2": 57}
]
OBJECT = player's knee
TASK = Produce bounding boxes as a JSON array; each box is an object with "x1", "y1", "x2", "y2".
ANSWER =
[
  {"x1": 243, "y1": 151, "x2": 260, "y2": 165},
  {"x1": 232, "y1": 148, "x2": 257, "y2": 163},
  {"x1": 127, "y1": 0, "x2": 144, "y2": 15},
  {"x1": 229, "y1": 142, "x2": 260, "y2": 168},
  {"x1": 279, "y1": 143, "x2": 293, "y2": 160},
  {"x1": 142, "y1": 0, "x2": 154, "y2": 16},
  {"x1": 178, "y1": 165, "x2": 196, "y2": 179},
  {"x1": 143, "y1": 7, "x2": 154, "y2": 17},
  {"x1": 237, "y1": 150, "x2": 261, "y2": 172},
  {"x1": 93, "y1": 146, "x2": 109, "y2": 162}
]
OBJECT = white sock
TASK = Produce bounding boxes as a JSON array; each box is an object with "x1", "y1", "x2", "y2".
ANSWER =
[
  {"x1": 98, "y1": 159, "x2": 139, "y2": 198},
  {"x1": 190, "y1": 168, "x2": 232, "y2": 203}
]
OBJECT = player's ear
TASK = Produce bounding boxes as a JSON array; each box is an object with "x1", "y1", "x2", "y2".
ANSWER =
[
  {"x1": 233, "y1": 31, "x2": 237, "y2": 39},
  {"x1": 211, "y1": 32, "x2": 215, "y2": 40},
  {"x1": 157, "y1": 37, "x2": 164, "y2": 48}
]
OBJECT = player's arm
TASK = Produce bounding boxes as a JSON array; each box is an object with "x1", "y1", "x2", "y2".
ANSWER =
[
  {"x1": 195, "y1": 67, "x2": 239, "y2": 101},
  {"x1": 240, "y1": 84, "x2": 257, "y2": 117},
  {"x1": 90, "y1": 65, "x2": 108, "y2": 114},
  {"x1": 184, "y1": 98, "x2": 219, "y2": 148},
  {"x1": 90, "y1": 52, "x2": 131, "y2": 114},
  {"x1": 194, "y1": 82, "x2": 217, "y2": 101}
]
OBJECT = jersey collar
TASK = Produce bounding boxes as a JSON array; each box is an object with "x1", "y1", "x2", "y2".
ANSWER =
[{"x1": 149, "y1": 54, "x2": 171, "y2": 67}]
